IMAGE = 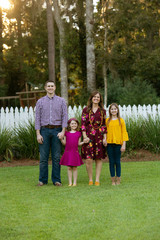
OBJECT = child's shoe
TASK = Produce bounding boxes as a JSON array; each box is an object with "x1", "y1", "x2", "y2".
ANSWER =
[
  {"x1": 111, "y1": 177, "x2": 116, "y2": 185},
  {"x1": 89, "y1": 181, "x2": 93, "y2": 185},
  {"x1": 116, "y1": 177, "x2": 121, "y2": 185},
  {"x1": 68, "y1": 184, "x2": 72, "y2": 187},
  {"x1": 95, "y1": 181, "x2": 100, "y2": 186},
  {"x1": 73, "y1": 184, "x2": 77, "y2": 187}
]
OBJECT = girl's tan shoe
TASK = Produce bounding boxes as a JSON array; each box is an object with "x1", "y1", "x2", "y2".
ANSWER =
[
  {"x1": 116, "y1": 177, "x2": 121, "y2": 185},
  {"x1": 111, "y1": 177, "x2": 116, "y2": 185}
]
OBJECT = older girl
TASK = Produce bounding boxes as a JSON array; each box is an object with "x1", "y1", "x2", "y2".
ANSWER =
[{"x1": 105, "y1": 103, "x2": 129, "y2": 185}]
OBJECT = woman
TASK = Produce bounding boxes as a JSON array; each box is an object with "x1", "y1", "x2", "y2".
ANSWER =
[{"x1": 81, "y1": 91, "x2": 107, "y2": 186}]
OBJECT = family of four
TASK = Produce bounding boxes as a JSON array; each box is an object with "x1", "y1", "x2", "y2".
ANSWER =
[{"x1": 35, "y1": 81, "x2": 129, "y2": 187}]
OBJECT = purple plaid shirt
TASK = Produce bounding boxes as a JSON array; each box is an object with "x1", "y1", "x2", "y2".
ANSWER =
[{"x1": 35, "y1": 95, "x2": 68, "y2": 130}]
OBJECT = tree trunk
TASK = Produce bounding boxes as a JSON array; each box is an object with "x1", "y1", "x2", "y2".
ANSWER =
[
  {"x1": 0, "y1": 7, "x2": 2, "y2": 63},
  {"x1": 103, "y1": 62, "x2": 107, "y2": 107},
  {"x1": 0, "y1": 7, "x2": 4, "y2": 84},
  {"x1": 76, "y1": 0, "x2": 87, "y2": 88},
  {"x1": 46, "y1": 0, "x2": 55, "y2": 83},
  {"x1": 86, "y1": 0, "x2": 96, "y2": 92},
  {"x1": 0, "y1": 7, "x2": 3, "y2": 64},
  {"x1": 52, "y1": 0, "x2": 68, "y2": 104},
  {"x1": 16, "y1": 1, "x2": 22, "y2": 53},
  {"x1": 14, "y1": 0, "x2": 25, "y2": 90},
  {"x1": 103, "y1": 1, "x2": 108, "y2": 107}
]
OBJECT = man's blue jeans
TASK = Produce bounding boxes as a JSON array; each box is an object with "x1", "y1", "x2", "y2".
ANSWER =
[
  {"x1": 107, "y1": 144, "x2": 121, "y2": 177},
  {"x1": 39, "y1": 127, "x2": 62, "y2": 184}
]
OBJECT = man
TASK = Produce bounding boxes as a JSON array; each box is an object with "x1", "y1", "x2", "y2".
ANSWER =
[{"x1": 35, "y1": 80, "x2": 68, "y2": 186}]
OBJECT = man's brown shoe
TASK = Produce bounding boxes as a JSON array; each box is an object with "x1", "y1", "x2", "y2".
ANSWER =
[
  {"x1": 54, "y1": 182, "x2": 62, "y2": 186},
  {"x1": 37, "y1": 181, "x2": 46, "y2": 186}
]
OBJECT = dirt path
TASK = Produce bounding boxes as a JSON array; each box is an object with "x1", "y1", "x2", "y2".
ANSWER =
[{"x1": 0, "y1": 150, "x2": 160, "y2": 168}]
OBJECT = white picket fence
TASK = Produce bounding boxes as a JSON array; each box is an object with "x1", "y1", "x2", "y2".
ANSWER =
[{"x1": 0, "y1": 104, "x2": 160, "y2": 130}]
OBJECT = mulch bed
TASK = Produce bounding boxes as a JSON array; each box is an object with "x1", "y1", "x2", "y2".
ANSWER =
[{"x1": 0, "y1": 150, "x2": 160, "y2": 168}]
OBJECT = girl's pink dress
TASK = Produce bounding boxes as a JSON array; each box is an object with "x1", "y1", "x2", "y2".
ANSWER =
[{"x1": 60, "y1": 131, "x2": 84, "y2": 166}]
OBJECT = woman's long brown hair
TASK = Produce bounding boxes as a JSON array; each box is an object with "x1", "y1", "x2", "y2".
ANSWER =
[
  {"x1": 86, "y1": 91, "x2": 104, "y2": 112},
  {"x1": 107, "y1": 103, "x2": 121, "y2": 126}
]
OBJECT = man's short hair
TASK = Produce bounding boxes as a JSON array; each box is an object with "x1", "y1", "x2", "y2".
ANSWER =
[{"x1": 44, "y1": 80, "x2": 56, "y2": 86}]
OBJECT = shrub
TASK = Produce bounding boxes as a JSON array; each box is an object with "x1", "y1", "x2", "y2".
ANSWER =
[
  {"x1": 126, "y1": 117, "x2": 145, "y2": 152},
  {"x1": 15, "y1": 121, "x2": 39, "y2": 159},
  {"x1": 0, "y1": 128, "x2": 15, "y2": 161},
  {"x1": 119, "y1": 78, "x2": 159, "y2": 106},
  {"x1": 142, "y1": 116, "x2": 160, "y2": 153},
  {"x1": 126, "y1": 116, "x2": 160, "y2": 153}
]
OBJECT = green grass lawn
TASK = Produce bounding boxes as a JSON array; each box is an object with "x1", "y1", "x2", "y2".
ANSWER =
[{"x1": 0, "y1": 161, "x2": 160, "y2": 240}]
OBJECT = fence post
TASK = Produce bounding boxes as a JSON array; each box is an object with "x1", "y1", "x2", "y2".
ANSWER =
[
  {"x1": 5, "y1": 107, "x2": 9, "y2": 128},
  {"x1": 0, "y1": 107, "x2": 5, "y2": 130},
  {"x1": 132, "y1": 105, "x2": 138, "y2": 119},
  {"x1": 152, "y1": 104, "x2": 157, "y2": 119},
  {"x1": 10, "y1": 107, "x2": 14, "y2": 129},
  {"x1": 29, "y1": 107, "x2": 34, "y2": 123},
  {"x1": 15, "y1": 107, "x2": 20, "y2": 128}
]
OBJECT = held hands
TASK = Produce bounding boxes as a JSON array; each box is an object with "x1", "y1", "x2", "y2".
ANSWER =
[
  {"x1": 37, "y1": 134, "x2": 43, "y2": 144},
  {"x1": 57, "y1": 131, "x2": 64, "y2": 140},
  {"x1": 83, "y1": 137, "x2": 90, "y2": 143}
]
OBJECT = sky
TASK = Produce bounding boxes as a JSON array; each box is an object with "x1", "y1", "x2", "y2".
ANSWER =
[{"x1": 93, "y1": 0, "x2": 98, "y2": 5}]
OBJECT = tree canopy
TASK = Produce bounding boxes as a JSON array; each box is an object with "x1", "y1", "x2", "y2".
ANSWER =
[{"x1": 0, "y1": 0, "x2": 160, "y2": 106}]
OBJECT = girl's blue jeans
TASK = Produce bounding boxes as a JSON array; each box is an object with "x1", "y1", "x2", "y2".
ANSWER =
[
  {"x1": 39, "y1": 127, "x2": 62, "y2": 184},
  {"x1": 107, "y1": 144, "x2": 121, "y2": 177}
]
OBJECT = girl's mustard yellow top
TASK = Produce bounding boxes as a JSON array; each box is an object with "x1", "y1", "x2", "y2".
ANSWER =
[{"x1": 105, "y1": 118, "x2": 129, "y2": 145}]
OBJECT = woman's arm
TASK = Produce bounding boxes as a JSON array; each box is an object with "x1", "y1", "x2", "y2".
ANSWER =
[
  {"x1": 82, "y1": 131, "x2": 90, "y2": 143},
  {"x1": 81, "y1": 107, "x2": 90, "y2": 143},
  {"x1": 103, "y1": 133, "x2": 107, "y2": 146}
]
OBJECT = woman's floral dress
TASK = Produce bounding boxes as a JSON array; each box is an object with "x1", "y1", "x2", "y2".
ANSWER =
[{"x1": 81, "y1": 107, "x2": 107, "y2": 160}]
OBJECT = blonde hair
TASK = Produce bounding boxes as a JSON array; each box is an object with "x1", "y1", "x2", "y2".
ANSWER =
[{"x1": 107, "y1": 103, "x2": 121, "y2": 126}]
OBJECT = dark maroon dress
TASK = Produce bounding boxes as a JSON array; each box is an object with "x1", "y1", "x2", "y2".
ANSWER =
[{"x1": 81, "y1": 107, "x2": 107, "y2": 160}]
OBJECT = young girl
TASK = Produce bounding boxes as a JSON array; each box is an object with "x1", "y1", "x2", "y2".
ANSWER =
[
  {"x1": 60, "y1": 118, "x2": 84, "y2": 186},
  {"x1": 105, "y1": 103, "x2": 129, "y2": 185}
]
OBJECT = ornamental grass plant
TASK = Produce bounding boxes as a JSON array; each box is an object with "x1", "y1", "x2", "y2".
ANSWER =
[
  {"x1": 142, "y1": 116, "x2": 160, "y2": 153},
  {"x1": 0, "y1": 127, "x2": 15, "y2": 161},
  {"x1": 1, "y1": 116, "x2": 160, "y2": 160},
  {"x1": 125, "y1": 117, "x2": 144, "y2": 152},
  {"x1": 126, "y1": 116, "x2": 160, "y2": 153},
  {"x1": 14, "y1": 121, "x2": 39, "y2": 159},
  {"x1": 0, "y1": 162, "x2": 160, "y2": 240}
]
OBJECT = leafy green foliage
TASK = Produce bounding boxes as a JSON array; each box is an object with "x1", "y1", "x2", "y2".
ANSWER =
[
  {"x1": 1, "y1": 0, "x2": 160, "y2": 106},
  {"x1": 14, "y1": 121, "x2": 39, "y2": 159},
  {"x1": 118, "y1": 78, "x2": 160, "y2": 106},
  {"x1": 126, "y1": 117, "x2": 144, "y2": 152},
  {"x1": 126, "y1": 116, "x2": 160, "y2": 153},
  {"x1": 96, "y1": 0, "x2": 160, "y2": 102},
  {"x1": 142, "y1": 116, "x2": 160, "y2": 153},
  {"x1": 106, "y1": 76, "x2": 159, "y2": 106},
  {"x1": 0, "y1": 84, "x2": 8, "y2": 97},
  {"x1": 0, "y1": 128, "x2": 15, "y2": 161}
]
